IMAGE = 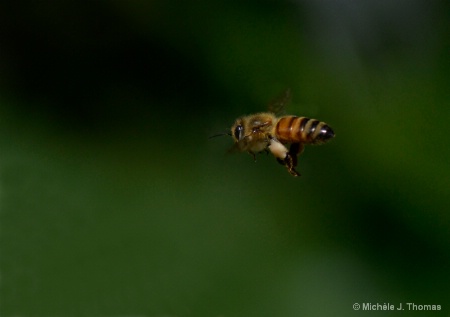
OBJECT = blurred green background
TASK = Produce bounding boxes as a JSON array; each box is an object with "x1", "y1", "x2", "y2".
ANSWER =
[{"x1": 1, "y1": 1, "x2": 449, "y2": 316}]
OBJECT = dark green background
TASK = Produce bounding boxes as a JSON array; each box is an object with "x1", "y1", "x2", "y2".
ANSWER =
[{"x1": 1, "y1": 1, "x2": 449, "y2": 316}]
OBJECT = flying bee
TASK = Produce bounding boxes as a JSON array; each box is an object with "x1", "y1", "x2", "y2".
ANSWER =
[{"x1": 228, "y1": 89, "x2": 335, "y2": 176}]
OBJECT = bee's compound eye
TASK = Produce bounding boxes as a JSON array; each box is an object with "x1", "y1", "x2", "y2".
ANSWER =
[{"x1": 234, "y1": 125, "x2": 244, "y2": 140}]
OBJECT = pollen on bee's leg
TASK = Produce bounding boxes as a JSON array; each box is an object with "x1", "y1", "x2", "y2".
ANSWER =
[{"x1": 268, "y1": 139, "x2": 288, "y2": 160}]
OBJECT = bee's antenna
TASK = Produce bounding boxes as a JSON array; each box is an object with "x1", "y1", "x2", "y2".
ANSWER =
[{"x1": 208, "y1": 132, "x2": 231, "y2": 139}]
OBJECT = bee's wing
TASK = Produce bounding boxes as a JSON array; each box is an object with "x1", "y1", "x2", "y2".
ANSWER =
[{"x1": 267, "y1": 88, "x2": 292, "y2": 115}]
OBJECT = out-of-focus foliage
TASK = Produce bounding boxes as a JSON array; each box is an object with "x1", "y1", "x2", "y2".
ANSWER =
[{"x1": 0, "y1": 1, "x2": 449, "y2": 316}]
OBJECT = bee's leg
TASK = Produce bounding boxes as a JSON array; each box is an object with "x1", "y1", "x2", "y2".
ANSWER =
[
  {"x1": 268, "y1": 139, "x2": 299, "y2": 177},
  {"x1": 286, "y1": 143, "x2": 304, "y2": 177},
  {"x1": 289, "y1": 143, "x2": 305, "y2": 168},
  {"x1": 277, "y1": 154, "x2": 300, "y2": 177},
  {"x1": 275, "y1": 156, "x2": 299, "y2": 177},
  {"x1": 248, "y1": 151, "x2": 257, "y2": 161}
]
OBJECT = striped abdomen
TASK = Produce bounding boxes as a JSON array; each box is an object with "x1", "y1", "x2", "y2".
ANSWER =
[{"x1": 274, "y1": 116, "x2": 335, "y2": 145}]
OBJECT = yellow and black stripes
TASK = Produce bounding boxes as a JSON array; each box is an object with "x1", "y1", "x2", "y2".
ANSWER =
[{"x1": 275, "y1": 116, "x2": 334, "y2": 144}]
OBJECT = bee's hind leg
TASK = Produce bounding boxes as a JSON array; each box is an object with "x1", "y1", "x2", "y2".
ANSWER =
[
  {"x1": 275, "y1": 158, "x2": 296, "y2": 176},
  {"x1": 269, "y1": 139, "x2": 301, "y2": 177},
  {"x1": 284, "y1": 143, "x2": 304, "y2": 177},
  {"x1": 276, "y1": 155, "x2": 300, "y2": 177}
]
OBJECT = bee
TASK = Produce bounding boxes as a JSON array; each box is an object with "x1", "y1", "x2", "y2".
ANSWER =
[{"x1": 228, "y1": 89, "x2": 335, "y2": 176}]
